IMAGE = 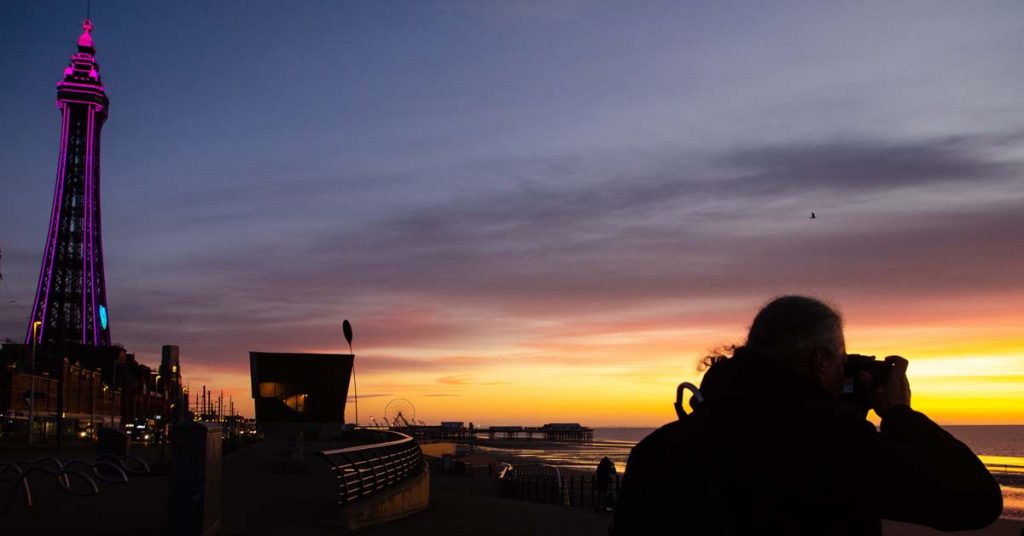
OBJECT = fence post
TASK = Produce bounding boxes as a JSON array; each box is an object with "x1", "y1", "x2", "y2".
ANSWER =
[
  {"x1": 589, "y1": 475, "x2": 598, "y2": 510},
  {"x1": 581, "y1": 475, "x2": 589, "y2": 510}
]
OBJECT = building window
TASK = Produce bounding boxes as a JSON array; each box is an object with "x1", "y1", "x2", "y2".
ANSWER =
[
  {"x1": 282, "y1": 394, "x2": 307, "y2": 413},
  {"x1": 258, "y1": 383, "x2": 308, "y2": 413},
  {"x1": 258, "y1": 382, "x2": 282, "y2": 398}
]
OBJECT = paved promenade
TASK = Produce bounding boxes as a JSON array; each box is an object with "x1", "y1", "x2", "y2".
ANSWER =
[{"x1": 1, "y1": 441, "x2": 1020, "y2": 535}]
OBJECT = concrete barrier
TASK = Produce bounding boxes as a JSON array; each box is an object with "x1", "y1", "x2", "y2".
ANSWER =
[{"x1": 336, "y1": 462, "x2": 430, "y2": 531}]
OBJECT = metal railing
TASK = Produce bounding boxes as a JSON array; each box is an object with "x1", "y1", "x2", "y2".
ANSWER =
[
  {"x1": 320, "y1": 431, "x2": 424, "y2": 507},
  {"x1": 985, "y1": 462, "x2": 1024, "y2": 475},
  {"x1": 499, "y1": 463, "x2": 568, "y2": 505},
  {"x1": 498, "y1": 463, "x2": 622, "y2": 508},
  {"x1": 562, "y1": 472, "x2": 621, "y2": 509},
  {"x1": 986, "y1": 462, "x2": 1024, "y2": 487}
]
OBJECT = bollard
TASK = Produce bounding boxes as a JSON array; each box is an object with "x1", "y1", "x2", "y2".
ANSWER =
[
  {"x1": 170, "y1": 421, "x2": 222, "y2": 536},
  {"x1": 285, "y1": 435, "x2": 304, "y2": 473},
  {"x1": 96, "y1": 425, "x2": 130, "y2": 457}
]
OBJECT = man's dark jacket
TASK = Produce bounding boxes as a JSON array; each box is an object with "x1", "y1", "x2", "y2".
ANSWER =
[{"x1": 613, "y1": 353, "x2": 1002, "y2": 535}]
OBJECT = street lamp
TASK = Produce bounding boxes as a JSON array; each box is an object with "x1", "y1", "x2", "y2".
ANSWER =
[
  {"x1": 342, "y1": 319, "x2": 357, "y2": 427},
  {"x1": 28, "y1": 320, "x2": 41, "y2": 445}
]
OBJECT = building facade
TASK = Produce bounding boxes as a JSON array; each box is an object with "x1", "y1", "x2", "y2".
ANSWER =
[
  {"x1": 249, "y1": 352, "x2": 353, "y2": 440},
  {"x1": 0, "y1": 342, "x2": 183, "y2": 442}
]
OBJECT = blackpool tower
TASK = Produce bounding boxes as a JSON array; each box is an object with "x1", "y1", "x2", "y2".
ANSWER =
[{"x1": 26, "y1": 19, "x2": 112, "y2": 347}]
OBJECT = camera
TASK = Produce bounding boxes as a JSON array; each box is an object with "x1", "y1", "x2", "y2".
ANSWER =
[{"x1": 840, "y1": 354, "x2": 894, "y2": 415}]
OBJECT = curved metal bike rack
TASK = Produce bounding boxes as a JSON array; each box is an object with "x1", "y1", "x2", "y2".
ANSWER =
[
  {"x1": 96, "y1": 453, "x2": 151, "y2": 475},
  {"x1": 65, "y1": 459, "x2": 129, "y2": 484},
  {"x1": 0, "y1": 453, "x2": 149, "y2": 511}
]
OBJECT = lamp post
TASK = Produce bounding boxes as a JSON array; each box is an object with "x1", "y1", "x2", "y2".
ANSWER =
[
  {"x1": 28, "y1": 320, "x2": 41, "y2": 445},
  {"x1": 343, "y1": 320, "x2": 357, "y2": 427},
  {"x1": 110, "y1": 355, "x2": 117, "y2": 428}
]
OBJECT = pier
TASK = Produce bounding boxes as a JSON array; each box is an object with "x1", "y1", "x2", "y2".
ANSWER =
[{"x1": 391, "y1": 423, "x2": 594, "y2": 444}]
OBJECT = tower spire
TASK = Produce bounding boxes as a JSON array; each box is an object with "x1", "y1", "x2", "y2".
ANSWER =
[
  {"x1": 26, "y1": 17, "x2": 111, "y2": 347},
  {"x1": 78, "y1": 17, "x2": 95, "y2": 52}
]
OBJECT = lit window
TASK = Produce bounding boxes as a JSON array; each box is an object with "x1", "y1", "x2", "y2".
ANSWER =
[
  {"x1": 282, "y1": 394, "x2": 307, "y2": 413},
  {"x1": 258, "y1": 382, "x2": 280, "y2": 397}
]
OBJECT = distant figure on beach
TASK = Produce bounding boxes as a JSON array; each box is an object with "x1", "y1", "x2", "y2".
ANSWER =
[
  {"x1": 613, "y1": 295, "x2": 1002, "y2": 535},
  {"x1": 594, "y1": 456, "x2": 617, "y2": 512}
]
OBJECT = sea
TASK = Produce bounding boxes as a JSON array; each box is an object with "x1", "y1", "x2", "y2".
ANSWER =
[{"x1": 475, "y1": 425, "x2": 1024, "y2": 520}]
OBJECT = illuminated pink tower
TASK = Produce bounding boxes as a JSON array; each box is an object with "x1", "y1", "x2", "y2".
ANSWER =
[{"x1": 26, "y1": 19, "x2": 112, "y2": 347}]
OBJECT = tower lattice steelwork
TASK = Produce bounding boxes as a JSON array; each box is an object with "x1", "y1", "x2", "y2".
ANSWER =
[{"x1": 27, "y1": 19, "x2": 112, "y2": 347}]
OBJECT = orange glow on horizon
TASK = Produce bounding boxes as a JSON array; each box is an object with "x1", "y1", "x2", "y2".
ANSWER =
[{"x1": 180, "y1": 293, "x2": 1024, "y2": 427}]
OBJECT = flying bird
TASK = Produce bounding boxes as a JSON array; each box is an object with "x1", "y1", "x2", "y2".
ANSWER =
[{"x1": 810, "y1": 212, "x2": 816, "y2": 219}]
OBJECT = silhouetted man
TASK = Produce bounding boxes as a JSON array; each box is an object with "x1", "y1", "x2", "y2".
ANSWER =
[
  {"x1": 614, "y1": 295, "x2": 1002, "y2": 535},
  {"x1": 594, "y1": 456, "x2": 617, "y2": 512}
]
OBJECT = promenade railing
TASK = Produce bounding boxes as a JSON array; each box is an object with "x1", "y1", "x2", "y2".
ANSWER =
[
  {"x1": 985, "y1": 462, "x2": 1024, "y2": 475},
  {"x1": 986, "y1": 462, "x2": 1024, "y2": 488},
  {"x1": 320, "y1": 431, "x2": 424, "y2": 507},
  {"x1": 499, "y1": 464, "x2": 621, "y2": 508}
]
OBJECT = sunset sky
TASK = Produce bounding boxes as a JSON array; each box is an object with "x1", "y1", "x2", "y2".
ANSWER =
[{"x1": 1, "y1": 1, "x2": 1021, "y2": 425}]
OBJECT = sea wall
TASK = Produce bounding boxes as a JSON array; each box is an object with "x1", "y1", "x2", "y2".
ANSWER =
[{"x1": 337, "y1": 462, "x2": 431, "y2": 531}]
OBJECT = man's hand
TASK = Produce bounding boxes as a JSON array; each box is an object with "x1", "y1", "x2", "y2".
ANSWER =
[{"x1": 874, "y1": 355, "x2": 911, "y2": 417}]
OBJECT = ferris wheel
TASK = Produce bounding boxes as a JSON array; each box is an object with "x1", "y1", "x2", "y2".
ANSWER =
[{"x1": 384, "y1": 398, "x2": 416, "y2": 428}]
